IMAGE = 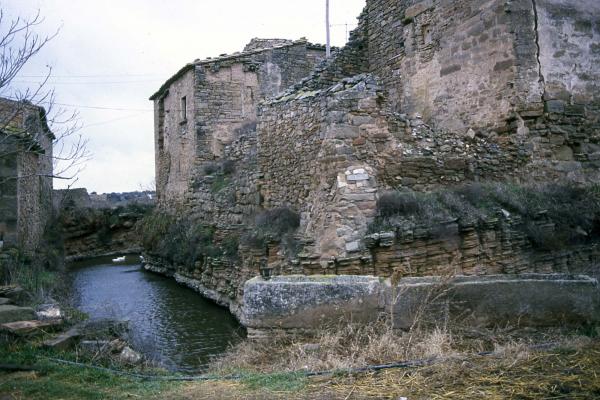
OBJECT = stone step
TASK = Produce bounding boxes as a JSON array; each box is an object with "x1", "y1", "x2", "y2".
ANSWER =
[
  {"x1": 0, "y1": 286, "x2": 28, "y2": 304},
  {"x1": 1, "y1": 319, "x2": 63, "y2": 335},
  {"x1": 0, "y1": 305, "x2": 35, "y2": 324},
  {"x1": 43, "y1": 327, "x2": 81, "y2": 350},
  {"x1": 0, "y1": 297, "x2": 12, "y2": 305}
]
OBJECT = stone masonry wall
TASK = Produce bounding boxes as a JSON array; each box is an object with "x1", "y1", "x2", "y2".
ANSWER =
[
  {"x1": 153, "y1": 40, "x2": 325, "y2": 205},
  {"x1": 147, "y1": 4, "x2": 600, "y2": 318},
  {"x1": 0, "y1": 99, "x2": 53, "y2": 253},
  {"x1": 367, "y1": 0, "x2": 533, "y2": 132}
]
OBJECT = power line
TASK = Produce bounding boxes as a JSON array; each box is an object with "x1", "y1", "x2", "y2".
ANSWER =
[
  {"x1": 12, "y1": 80, "x2": 161, "y2": 85},
  {"x1": 48, "y1": 101, "x2": 153, "y2": 112},
  {"x1": 82, "y1": 112, "x2": 149, "y2": 128},
  {"x1": 16, "y1": 73, "x2": 169, "y2": 78}
]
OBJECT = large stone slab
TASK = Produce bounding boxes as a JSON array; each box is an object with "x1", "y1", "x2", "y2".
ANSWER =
[
  {"x1": 1, "y1": 319, "x2": 63, "y2": 335},
  {"x1": 239, "y1": 274, "x2": 600, "y2": 333},
  {"x1": 391, "y1": 274, "x2": 600, "y2": 329},
  {"x1": 0, "y1": 305, "x2": 35, "y2": 324},
  {"x1": 43, "y1": 327, "x2": 81, "y2": 350},
  {"x1": 241, "y1": 275, "x2": 385, "y2": 330}
]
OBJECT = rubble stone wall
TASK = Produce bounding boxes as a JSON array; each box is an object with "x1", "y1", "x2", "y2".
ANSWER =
[
  {"x1": 153, "y1": 41, "x2": 326, "y2": 204},
  {"x1": 0, "y1": 99, "x2": 53, "y2": 253},
  {"x1": 146, "y1": 3, "x2": 600, "y2": 317}
]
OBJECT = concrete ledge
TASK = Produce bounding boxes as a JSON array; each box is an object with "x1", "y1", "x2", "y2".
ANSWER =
[
  {"x1": 241, "y1": 275, "x2": 385, "y2": 329},
  {"x1": 392, "y1": 274, "x2": 600, "y2": 329},
  {"x1": 240, "y1": 274, "x2": 600, "y2": 332}
]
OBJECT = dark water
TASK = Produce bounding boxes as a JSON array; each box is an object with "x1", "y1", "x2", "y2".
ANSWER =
[{"x1": 69, "y1": 255, "x2": 244, "y2": 372}]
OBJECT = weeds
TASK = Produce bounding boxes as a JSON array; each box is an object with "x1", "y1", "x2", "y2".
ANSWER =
[
  {"x1": 242, "y1": 207, "x2": 301, "y2": 257},
  {"x1": 370, "y1": 182, "x2": 600, "y2": 250},
  {"x1": 0, "y1": 249, "x2": 56, "y2": 301},
  {"x1": 139, "y1": 211, "x2": 239, "y2": 268}
]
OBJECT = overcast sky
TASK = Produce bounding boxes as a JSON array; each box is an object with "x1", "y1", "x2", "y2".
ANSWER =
[{"x1": 2, "y1": 0, "x2": 366, "y2": 193}]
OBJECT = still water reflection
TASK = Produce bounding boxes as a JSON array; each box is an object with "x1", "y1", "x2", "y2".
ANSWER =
[{"x1": 69, "y1": 255, "x2": 244, "y2": 372}]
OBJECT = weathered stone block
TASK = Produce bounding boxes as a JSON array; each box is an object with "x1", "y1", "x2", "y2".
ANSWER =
[
  {"x1": 241, "y1": 276, "x2": 385, "y2": 329},
  {"x1": 405, "y1": 0, "x2": 433, "y2": 20},
  {"x1": 391, "y1": 274, "x2": 600, "y2": 329},
  {"x1": 545, "y1": 100, "x2": 565, "y2": 114},
  {"x1": 0, "y1": 305, "x2": 35, "y2": 324}
]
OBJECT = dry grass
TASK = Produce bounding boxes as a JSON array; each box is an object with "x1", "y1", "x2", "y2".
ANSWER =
[
  {"x1": 209, "y1": 320, "x2": 591, "y2": 377},
  {"x1": 162, "y1": 336, "x2": 600, "y2": 400}
]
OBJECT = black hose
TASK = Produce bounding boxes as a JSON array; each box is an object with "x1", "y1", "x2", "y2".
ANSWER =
[{"x1": 42, "y1": 341, "x2": 559, "y2": 382}]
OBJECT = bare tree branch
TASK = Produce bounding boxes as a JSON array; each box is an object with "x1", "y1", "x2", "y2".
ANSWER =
[{"x1": 0, "y1": 7, "x2": 89, "y2": 187}]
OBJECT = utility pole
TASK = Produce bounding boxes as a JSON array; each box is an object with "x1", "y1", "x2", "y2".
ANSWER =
[{"x1": 326, "y1": 0, "x2": 331, "y2": 58}]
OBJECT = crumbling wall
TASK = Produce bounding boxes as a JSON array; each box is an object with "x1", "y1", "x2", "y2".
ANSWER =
[
  {"x1": 0, "y1": 99, "x2": 53, "y2": 253},
  {"x1": 0, "y1": 147, "x2": 18, "y2": 245},
  {"x1": 153, "y1": 41, "x2": 326, "y2": 205},
  {"x1": 367, "y1": 0, "x2": 534, "y2": 131},
  {"x1": 259, "y1": 75, "x2": 396, "y2": 259},
  {"x1": 154, "y1": 69, "x2": 196, "y2": 202}
]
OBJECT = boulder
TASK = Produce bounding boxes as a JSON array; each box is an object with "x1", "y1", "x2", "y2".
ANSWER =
[
  {"x1": 0, "y1": 298, "x2": 12, "y2": 305},
  {"x1": 0, "y1": 286, "x2": 28, "y2": 305},
  {"x1": 391, "y1": 274, "x2": 600, "y2": 329},
  {"x1": 0, "y1": 305, "x2": 35, "y2": 324},
  {"x1": 119, "y1": 346, "x2": 142, "y2": 364}
]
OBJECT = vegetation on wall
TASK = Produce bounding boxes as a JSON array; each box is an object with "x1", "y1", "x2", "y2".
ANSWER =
[
  {"x1": 201, "y1": 159, "x2": 236, "y2": 193},
  {"x1": 243, "y1": 207, "x2": 301, "y2": 257},
  {"x1": 370, "y1": 182, "x2": 600, "y2": 251},
  {"x1": 140, "y1": 211, "x2": 239, "y2": 269}
]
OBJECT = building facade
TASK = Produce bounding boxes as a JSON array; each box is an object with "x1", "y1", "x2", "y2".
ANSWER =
[
  {"x1": 0, "y1": 98, "x2": 53, "y2": 253},
  {"x1": 150, "y1": 38, "x2": 327, "y2": 203}
]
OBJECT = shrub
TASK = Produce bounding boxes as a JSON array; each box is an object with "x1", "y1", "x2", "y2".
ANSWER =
[
  {"x1": 203, "y1": 159, "x2": 236, "y2": 176},
  {"x1": 222, "y1": 235, "x2": 240, "y2": 260},
  {"x1": 244, "y1": 207, "x2": 301, "y2": 257},
  {"x1": 203, "y1": 162, "x2": 220, "y2": 175},
  {"x1": 370, "y1": 182, "x2": 600, "y2": 250},
  {"x1": 255, "y1": 207, "x2": 300, "y2": 235}
]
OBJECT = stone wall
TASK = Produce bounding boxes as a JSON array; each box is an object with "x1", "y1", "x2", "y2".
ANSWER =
[
  {"x1": 258, "y1": 75, "x2": 391, "y2": 258},
  {"x1": 146, "y1": 3, "x2": 600, "y2": 320},
  {"x1": 0, "y1": 99, "x2": 53, "y2": 253},
  {"x1": 152, "y1": 39, "x2": 326, "y2": 204},
  {"x1": 241, "y1": 274, "x2": 600, "y2": 334}
]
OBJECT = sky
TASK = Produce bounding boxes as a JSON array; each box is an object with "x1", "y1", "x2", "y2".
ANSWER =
[{"x1": 2, "y1": 0, "x2": 366, "y2": 193}]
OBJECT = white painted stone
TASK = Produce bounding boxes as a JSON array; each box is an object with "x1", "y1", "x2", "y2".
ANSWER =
[
  {"x1": 345, "y1": 241, "x2": 361, "y2": 252},
  {"x1": 347, "y1": 174, "x2": 369, "y2": 181},
  {"x1": 352, "y1": 168, "x2": 366, "y2": 174}
]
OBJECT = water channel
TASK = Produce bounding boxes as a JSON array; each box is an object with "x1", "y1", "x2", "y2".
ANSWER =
[{"x1": 68, "y1": 255, "x2": 244, "y2": 373}]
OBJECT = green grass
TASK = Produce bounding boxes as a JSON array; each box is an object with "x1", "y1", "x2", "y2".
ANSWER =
[
  {"x1": 0, "y1": 340, "x2": 175, "y2": 400},
  {"x1": 239, "y1": 371, "x2": 307, "y2": 392},
  {"x1": 210, "y1": 175, "x2": 229, "y2": 193}
]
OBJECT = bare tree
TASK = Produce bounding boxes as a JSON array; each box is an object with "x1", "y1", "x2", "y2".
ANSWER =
[{"x1": 0, "y1": 8, "x2": 90, "y2": 185}]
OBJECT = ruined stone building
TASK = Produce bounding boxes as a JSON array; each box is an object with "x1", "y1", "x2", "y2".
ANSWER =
[
  {"x1": 149, "y1": 1, "x2": 600, "y2": 315},
  {"x1": 0, "y1": 98, "x2": 53, "y2": 253},
  {"x1": 150, "y1": 38, "x2": 327, "y2": 203}
]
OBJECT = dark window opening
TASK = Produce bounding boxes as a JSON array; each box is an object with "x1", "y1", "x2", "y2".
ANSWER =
[{"x1": 180, "y1": 96, "x2": 187, "y2": 121}]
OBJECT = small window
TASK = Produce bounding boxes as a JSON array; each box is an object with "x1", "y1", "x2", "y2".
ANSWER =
[{"x1": 180, "y1": 96, "x2": 187, "y2": 121}]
